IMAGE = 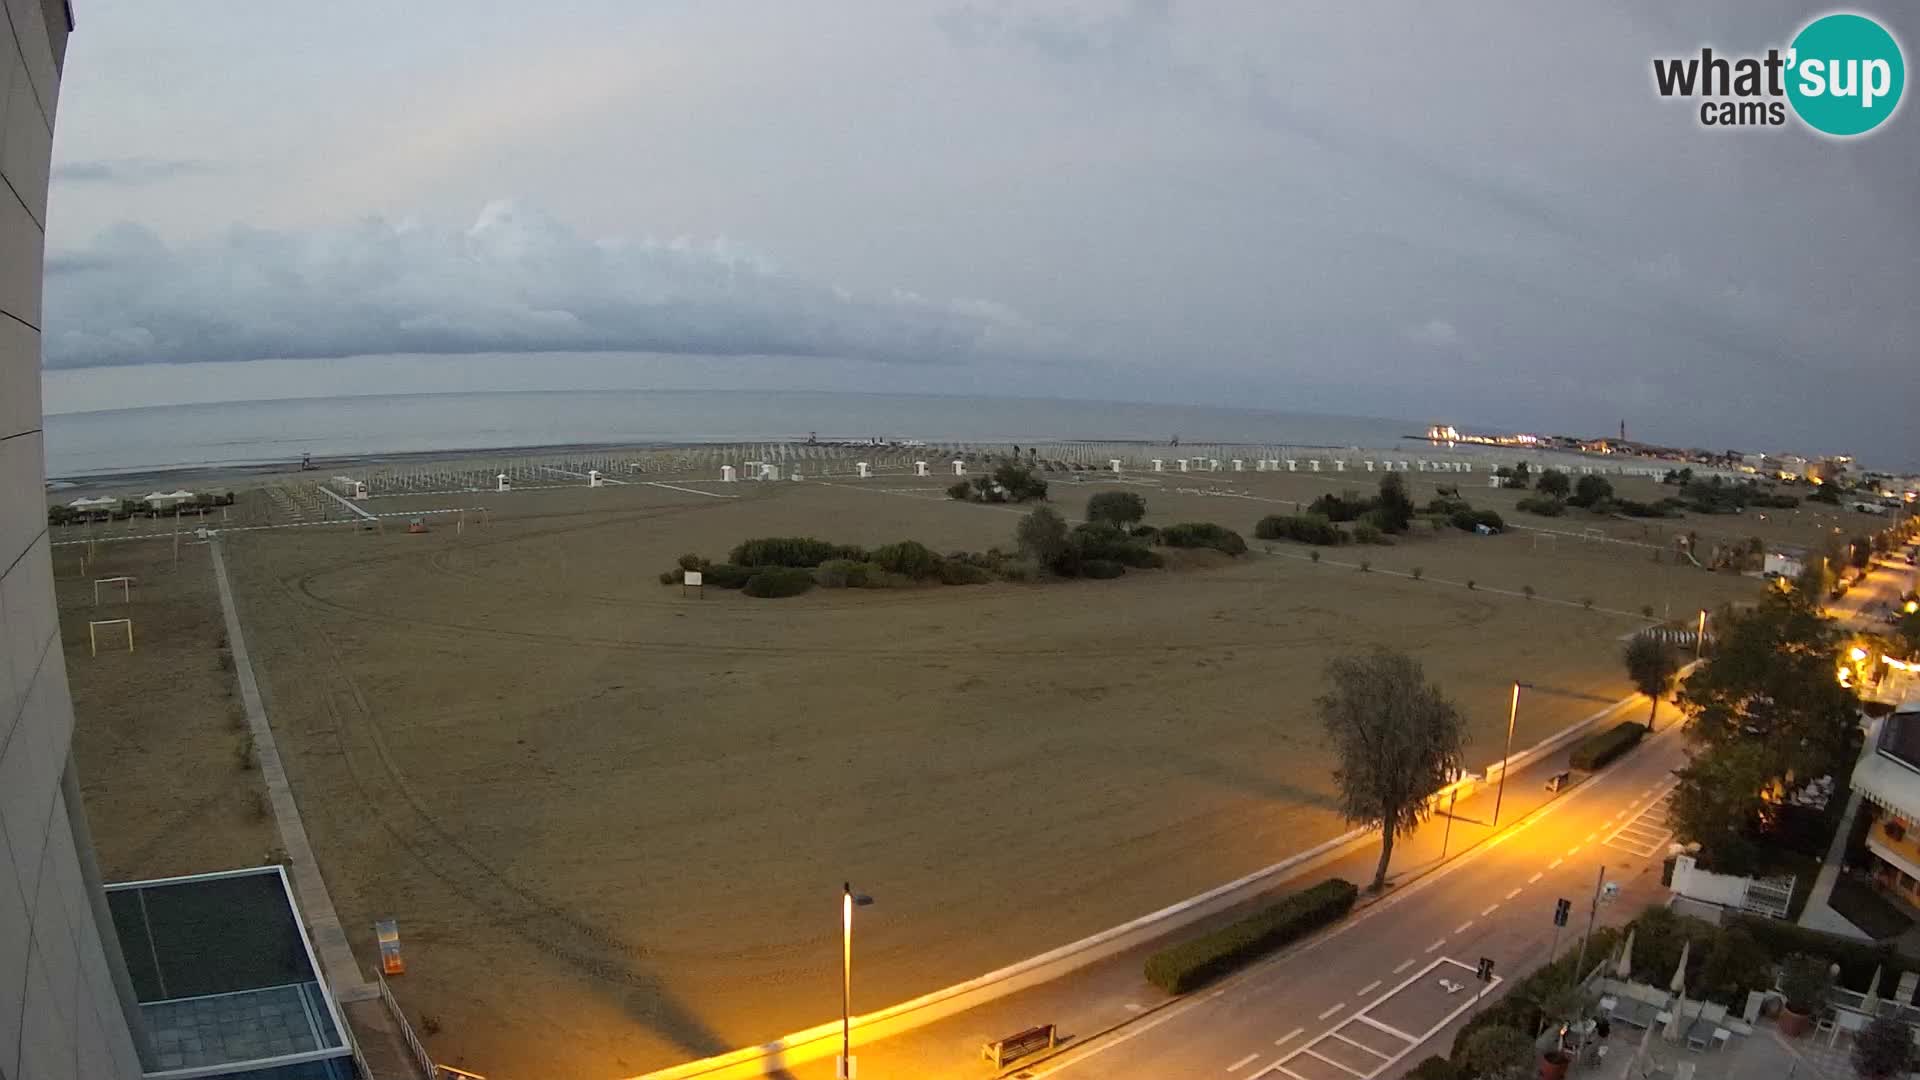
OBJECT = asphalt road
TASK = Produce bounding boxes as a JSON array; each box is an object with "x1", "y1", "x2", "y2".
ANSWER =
[{"x1": 1028, "y1": 724, "x2": 1693, "y2": 1080}]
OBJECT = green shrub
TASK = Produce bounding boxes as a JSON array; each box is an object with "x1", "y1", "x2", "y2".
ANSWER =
[
  {"x1": 1256, "y1": 514, "x2": 1348, "y2": 546},
  {"x1": 1724, "y1": 914, "x2": 1908, "y2": 993},
  {"x1": 1070, "y1": 522, "x2": 1159, "y2": 568},
  {"x1": 677, "y1": 552, "x2": 709, "y2": 571},
  {"x1": 730, "y1": 537, "x2": 865, "y2": 567},
  {"x1": 1568, "y1": 721, "x2": 1647, "y2": 770},
  {"x1": 699, "y1": 563, "x2": 756, "y2": 588},
  {"x1": 1449, "y1": 509, "x2": 1506, "y2": 533},
  {"x1": 936, "y1": 560, "x2": 994, "y2": 586},
  {"x1": 1143, "y1": 879, "x2": 1357, "y2": 993},
  {"x1": 1087, "y1": 491, "x2": 1148, "y2": 529},
  {"x1": 1411, "y1": 566, "x2": 1425, "y2": 580},
  {"x1": 1516, "y1": 495, "x2": 1567, "y2": 517},
  {"x1": 743, "y1": 567, "x2": 816, "y2": 598},
  {"x1": 1158, "y1": 522, "x2": 1247, "y2": 556},
  {"x1": 1129, "y1": 524, "x2": 1161, "y2": 541},
  {"x1": 1081, "y1": 559, "x2": 1125, "y2": 579},
  {"x1": 1307, "y1": 492, "x2": 1370, "y2": 522},
  {"x1": 1352, "y1": 522, "x2": 1388, "y2": 545},
  {"x1": 658, "y1": 570, "x2": 680, "y2": 585},
  {"x1": 989, "y1": 461, "x2": 1050, "y2": 502},
  {"x1": 1452, "y1": 925, "x2": 1622, "y2": 1058},
  {"x1": 947, "y1": 480, "x2": 973, "y2": 501},
  {"x1": 814, "y1": 560, "x2": 914, "y2": 588},
  {"x1": 870, "y1": 540, "x2": 942, "y2": 579}
]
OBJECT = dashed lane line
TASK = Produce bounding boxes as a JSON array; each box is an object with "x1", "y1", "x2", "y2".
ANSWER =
[
  {"x1": 1454, "y1": 921, "x2": 1474, "y2": 935},
  {"x1": 1426, "y1": 939, "x2": 1446, "y2": 953},
  {"x1": 1549, "y1": 858, "x2": 1564, "y2": 870},
  {"x1": 1228, "y1": 1052, "x2": 1260, "y2": 1072},
  {"x1": 1275, "y1": 1027, "x2": 1304, "y2": 1047},
  {"x1": 1318, "y1": 1003, "x2": 1346, "y2": 1020},
  {"x1": 1357, "y1": 980, "x2": 1381, "y2": 996},
  {"x1": 1480, "y1": 904, "x2": 1499, "y2": 917},
  {"x1": 1504, "y1": 888, "x2": 1522, "y2": 901},
  {"x1": 1393, "y1": 959, "x2": 1415, "y2": 975},
  {"x1": 1527, "y1": 872, "x2": 1543, "y2": 884}
]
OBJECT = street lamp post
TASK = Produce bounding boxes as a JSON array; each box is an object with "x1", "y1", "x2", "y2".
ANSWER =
[
  {"x1": 1696, "y1": 609, "x2": 1709, "y2": 660},
  {"x1": 1491, "y1": 681, "x2": 1532, "y2": 828},
  {"x1": 840, "y1": 883, "x2": 874, "y2": 1080}
]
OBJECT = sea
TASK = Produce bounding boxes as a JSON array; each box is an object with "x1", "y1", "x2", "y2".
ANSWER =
[{"x1": 42, "y1": 389, "x2": 1423, "y2": 480}]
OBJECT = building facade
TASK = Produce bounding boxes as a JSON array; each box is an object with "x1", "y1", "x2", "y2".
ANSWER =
[
  {"x1": 1, "y1": 3, "x2": 147, "y2": 1078},
  {"x1": 1853, "y1": 707, "x2": 1920, "y2": 912}
]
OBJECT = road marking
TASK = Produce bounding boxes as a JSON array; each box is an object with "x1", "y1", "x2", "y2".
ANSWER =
[
  {"x1": 1549, "y1": 857, "x2": 1564, "y2": 869},
  {"x1": 1211, "y1": 989, "x2": 1228, "y2": 998},
  {"x1": 1641, "y1": 787, "x2": 1655, "y2": 797},
  {"x1": 1454, "y1": 920, "x2": 1474, "y2": 935},
  {"x1": 1585, "y1": 833, "x2": 1598, "y2": 843},
  {"x1": 1505, "y1": 888, "x2": 1522, "y2": 901},
  {"x1": 1528, "y1": 872, "x2": 1544, "y2": 884},
  {"x1": 1318, "y1": 1003, "x2": 1346, "y2": 1020},
  {"x1": 1301, "y1": 1048, "x2": 1365, "y2": 1076},
  {"x1": 1393, "y1": 959, "x2": 1416, "y2": 974},
  {"x1": 1355, "y1": 1013, "x2": 1418, "y2": 1043},
  {"x1": 1481, "y1": 903, "x2": 1500, "y2": 917},
  {"x1": 1123, "y1": 1002, "x2": 1143, "y2": 1012},
  {"x1": 1227, "y1": 1051, "x2": 1260, "y2": 1071},
  {"x1": 1567, "y1": 845, "x2": 1582, "y2": 856},
  {"x1": 1329, "y1": 1031, "x2": 1392, "y2": 1060},
  {"x1": 1357, "y1": 980, "x2": 1381, "y2": 996},
  {"x1": 1274, "y1": 1027, "x2": 1304, "y2": 1047},
  {"x1": 1426, "y1": 939, "x2": 1446, "y2": 953}
]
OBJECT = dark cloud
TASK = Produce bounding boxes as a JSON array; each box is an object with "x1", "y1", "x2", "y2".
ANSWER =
[
  {"x1": 51, "y1": 157, "x2": 213, "y2": 184},
  {"x1": 43, "y1": 201, "x2": 1060, "y2": 369}
]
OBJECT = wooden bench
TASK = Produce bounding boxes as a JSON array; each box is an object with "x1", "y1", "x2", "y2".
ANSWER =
[{"x1": 982, "y1": 1024, "x2": 1056, "y2": 1067}]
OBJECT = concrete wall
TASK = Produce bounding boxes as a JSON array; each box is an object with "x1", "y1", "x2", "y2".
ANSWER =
[
  {"x1": 0, "y1": 2, "x2": 144, "y2": 1077},
  {"x1": 1669, "y1": 854, "x2": 1751, "y2": 910}
]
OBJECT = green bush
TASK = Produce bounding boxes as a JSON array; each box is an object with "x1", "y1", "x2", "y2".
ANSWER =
[
  {"x1": 1081, "y1": 559, "x2": 1125, "y2": 579},
  {"x1": 1352, "y1": 521, "x2": 1389, "y2": 545},
  {"x1": 1143, "y1": 879, "x2": 1357, "y2": 993},
  {"x1": 947, "y1": 480, "x2": 973, "y2": 501},
  {"x1": 1569, "y1": 721, "x2": 1647, "y2": 770},
  {"x1": 730, "y1": 537, "x2": 865, "y2": 567},
  {"x1": 814, "y1": 560, "x2": 914, "y2": 588},
  {"x1": 677, "y1": 553, "x2": 709, "y2": 571},
  {"x1": 1158, "y1": 522, "x2": 1247, "y2": 556},
  {"x1": 1087, "y1": 491, "x2": 1148, "y2": 529},
  {"x1": 743, "y1": 567, "x2": 816, "y2": 598},
  {"x1": 936, "y1": 560, "x2": 995, "y2": 586},
  {"x1": 1725, "y1": 914, "x2": 1908, "y2": 993},
  {"x1": 1516, "y1": 495, "x2": 1567, "y2": 517},
  {"x1": 1449, "y1": 509, "x2": 1506, "y2": 533},
  {"x1": 1452, "y1": 925, "x2": 1622, "y2": 1058},
  {"x1": 870, "y1": 540, "x2": 942, "y2": 579},
  {"x1": 1256, "y1": 514, "x2": 1349, "y2": 546},
  {"x1": 701, "y1": 563, "x2": 757, "y2": 588},
  {"x1": 658, "y1": 570, "x2": 679, "y2": 585},
  {"x1": 1129, "y1": 524, "x2": 1161, "y2": 541},
  {"x1": 1307, "y1": 492, "x2": 1371, "y2": 522}
]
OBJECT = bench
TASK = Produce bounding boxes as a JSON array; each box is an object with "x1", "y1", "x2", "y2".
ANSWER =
[
  {"x1": 983, "y1": 1024, "x2": 1056, "y2": 1067},
  {"x1": 1545, "y1": 771, "x2": 1572, "y2": 793}
]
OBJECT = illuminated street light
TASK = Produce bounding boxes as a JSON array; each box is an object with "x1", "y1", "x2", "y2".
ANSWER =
[
  {"x1": 1697, "y1": 609, "x2": 1709, "y2": 660},
  {"x1": 1492, "y1": 681, "x2": 1533, "y2": 828},
  {"x1": 1851, "y1": 647, "x2": 1870, "y2": 663},
  {"x1": 839, "y1": 883, "x2": 875, "y2": 1080}
]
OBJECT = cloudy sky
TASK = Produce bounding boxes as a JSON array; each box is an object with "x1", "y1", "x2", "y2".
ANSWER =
[{"x1": 43, "y1": 2, "x2": 1920, "y2": 466}]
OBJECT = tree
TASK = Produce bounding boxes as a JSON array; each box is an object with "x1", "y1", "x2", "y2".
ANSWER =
[
  {"x1": 1014, "y1": 505, "x2": 1070, "y2": 569},
  {"x1": 1501, "y1": 462, "x2": 1532, "y2": 490},
  {"x1": 1669, "y1": 741, "x2": 1772, "y2": 875},
  {"x1": 1376, "y1": 473, "x2": 1415, "y2": 533},
  {"x1": 1569, "y1": 475, "x2": 1614, "y2": 507},
  {"x1": 1855, "y1": 1014, "x2": 1917, "y2": 1079},
  {"x1": 988, "y1": 461, "x2": 1049, "y2": 502},
  {"x1": 1623, "y1": 635, "x2": 1682, "y2": 729},
  {"x1": 1896, "y1": 609, "x2": 1920, "y2": 658},
  {"x1": 1455, "y1": 1025, "x2": 1535, "y2": 1080},
  {"x1": 1317, "y1": 647, "x2": 1466, "y2": 891},
  {"x1": 1850, "y1": 535, "x2": 1874, "y2": 570},
  {"x1": 1086, "y1": 490, "x2": 1147, "y2": 530},
  {"x1": 1535, "y1": 469, "x2": 1571, "y2": 498},
  {"x1": 1677, "y1": 593, "x2": 1860, "y2": 786}
]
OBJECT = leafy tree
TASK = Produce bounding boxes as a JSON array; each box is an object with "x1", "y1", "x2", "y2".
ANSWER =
[
  {"x1": 1086, "y1": 490, "x2": 1147, "y2": 529},
  {"x1": 1535, "y1": 469, "x2": 1571, "y2": 498},
  {"x1": 1669, "y1": 741, "x2": 1772, "y2": 875},
  {"x1": 1376, "y1": 473, "x2": 1416, "y2": 533},
  {"x1": 1677, "y1": 593, "x2": 1860, "y2": 786},
  {"x1": 1896, "y1": 609, "x2": 1920, "y2": 658},
  {"x1": 1624, "y1": 635, "x2": 1682, "y2": 729},
  {"x1": 1569, "y1": 475, "x2": 1614, "y2": 507},
  {"x1": 1455, "y1": 1025, "x2": 1535, "y2": 1080},
  {"x1": 1014, "y1": 505, "x2": 1070, "y2": 568},
  {"x1": 1853, "y1": 1015, "x2": 1915, "y2": 1079},
  {"x1": 1317, "y1": 647, "x2": 1466, "y2": 891},
  {"x1": 1850, "y1": 535, "x2": 1874, "y2": 570}
]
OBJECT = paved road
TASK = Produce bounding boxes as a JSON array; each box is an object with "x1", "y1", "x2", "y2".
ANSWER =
[{"x1": 1028, "y1": 726, "x2": 1692, "y2": 1080}]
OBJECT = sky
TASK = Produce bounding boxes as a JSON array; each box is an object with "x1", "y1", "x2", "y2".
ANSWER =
[{"x1": 41, "y1": 1, "x2": 1920, "y2": 468}]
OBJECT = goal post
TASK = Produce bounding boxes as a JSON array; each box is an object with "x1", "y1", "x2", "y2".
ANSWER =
[{"x1": 88, "y1": 618, "x2": 133, "y2": 656}]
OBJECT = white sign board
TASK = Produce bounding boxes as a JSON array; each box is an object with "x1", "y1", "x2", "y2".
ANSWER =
[{"x1": 684, "y1": 571, "x2": 704, "y2": 587}]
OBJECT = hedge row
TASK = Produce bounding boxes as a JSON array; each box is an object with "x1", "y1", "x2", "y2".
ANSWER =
[
  {"x1": 743, "y1": 567, "x2": 815, "y2": 598},
  {"x1": 1158, "y1": 521, "x2": 1248, "y2": 556},
  {"x1": 1449, "y1": 508, "x2": 1506, "y2": 533},
  {"x1": 728, "y1": 537, "x2": 867, "y2": 568},
  {"x1": 1568, "y1": 721, "x2": 1647, "y2": 771},
  {"x1": 1724, "y1": 913, "x2": 1912, "y2": 992},
  {"x1": 1256, "y1": 513, "x2": 1349, "y2": 546},
  {"x1": 1143, "y1": 879, "x2": 1357, "y2": 994}
]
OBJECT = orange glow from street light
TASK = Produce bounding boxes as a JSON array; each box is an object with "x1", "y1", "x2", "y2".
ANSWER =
[{"x1": 1851, "y1": 647, "x2": 1869, "y2": 662}]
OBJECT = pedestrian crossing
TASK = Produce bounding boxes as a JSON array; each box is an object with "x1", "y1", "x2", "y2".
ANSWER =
[{"x1": 1603, "y1": 784, "x2": 1676, "y2": 858}]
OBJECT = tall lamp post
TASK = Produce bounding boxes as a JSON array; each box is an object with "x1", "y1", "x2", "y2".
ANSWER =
[
  {"x1": 840, "y1": 883, "x2": 874, "y2": 1080},
  {"x1": 1696, "y1": 608, "x2": 1709, "y2": 659},
  {"x1": 1492, "y1": 681, "x2": 1533, "y2": 828}
]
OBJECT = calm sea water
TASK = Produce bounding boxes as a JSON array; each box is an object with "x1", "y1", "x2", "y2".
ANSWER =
[{"x1": 42, "y1": 390, "x2": 1421, "y2": 479}]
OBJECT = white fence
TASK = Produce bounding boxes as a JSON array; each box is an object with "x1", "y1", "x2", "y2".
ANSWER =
[{"x1": 1669, "y1": 855, "x2": 1795, "y2": 919}]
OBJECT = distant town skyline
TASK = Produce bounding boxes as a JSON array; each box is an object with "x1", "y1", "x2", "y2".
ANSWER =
[{"x1": 42, "y1": 1, "x2": 1920, "y2": 467}]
